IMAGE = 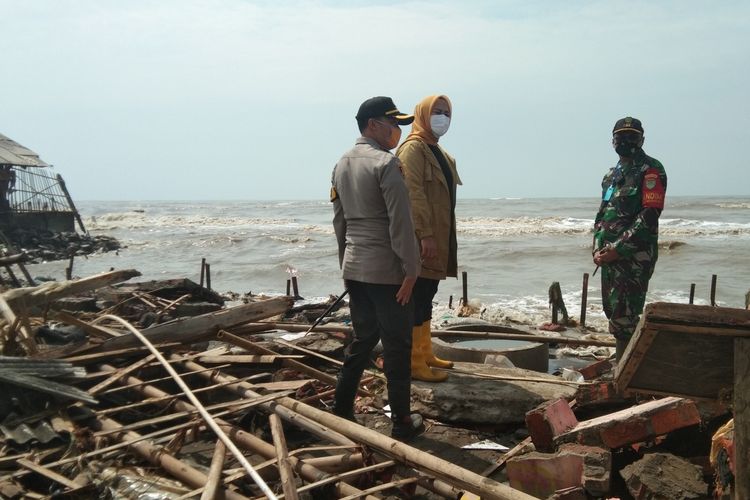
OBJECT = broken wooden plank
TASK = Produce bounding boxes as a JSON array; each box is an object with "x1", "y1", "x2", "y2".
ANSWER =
[
  {"x1": 98, "y1": 296, "x2": 293, "y2": 351},
  {"x1": 17, "y1": 458, "x2": 82, "y2": 489},
  {"x1": 2, "y1": 269, "x2": 141, "y2": 310}
]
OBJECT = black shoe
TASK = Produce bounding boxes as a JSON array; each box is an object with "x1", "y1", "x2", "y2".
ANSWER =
[{"x1": 391, "y1": 413, "x2": 424, "y2": 442}]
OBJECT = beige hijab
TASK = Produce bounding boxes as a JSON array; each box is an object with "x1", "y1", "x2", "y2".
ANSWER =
[{"x1": 404, "y1": 94, "x2": 452, "y2": 146}]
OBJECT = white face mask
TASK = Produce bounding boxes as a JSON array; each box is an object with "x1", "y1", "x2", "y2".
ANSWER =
[{"x1": 430, "y1": 114, "x2": 451, "y2": 137}]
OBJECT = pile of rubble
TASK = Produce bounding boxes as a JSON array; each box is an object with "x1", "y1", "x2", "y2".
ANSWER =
[
  {"x1": 0, "y1": 269, "x2": 744, "y2": 499},
  {"x1": 2, "y1": 227, "x2": 121, "y2": 263}
]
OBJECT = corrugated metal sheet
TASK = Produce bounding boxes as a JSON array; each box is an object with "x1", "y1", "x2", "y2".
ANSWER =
[{"x1": 0, "y1": 133, "x2": 50, "y2": 168}]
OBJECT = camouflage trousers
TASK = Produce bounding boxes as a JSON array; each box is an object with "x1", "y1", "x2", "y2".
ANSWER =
[{"x1": 601, "y1": 253, "x2": 656, "y2": 341}]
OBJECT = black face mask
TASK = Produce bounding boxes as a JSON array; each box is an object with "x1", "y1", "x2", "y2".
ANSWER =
[{"x1": 615, "y1": 141, "x2": 640, "y2": 157}]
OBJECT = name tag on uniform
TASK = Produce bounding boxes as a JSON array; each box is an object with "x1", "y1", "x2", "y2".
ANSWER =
[{"x1": 603, "y1": 186, "x2": 614, "y2": 202}]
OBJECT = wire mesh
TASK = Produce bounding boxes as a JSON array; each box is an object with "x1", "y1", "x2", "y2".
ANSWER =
[{"x1": 1, "y1": 166, "x2": 73, "y2": 213}]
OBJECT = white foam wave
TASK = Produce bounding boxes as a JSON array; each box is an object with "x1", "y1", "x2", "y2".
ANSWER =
[
  {"x1": 716, "y1": 202, "x2": 750, "y2": 209},
  {"x1": 660, "y1": 218, "x2": 750, "y2": 236},
  {"x1": 457, "y1": 216, "x2": 592, "y2": 236},
  {"x1": 85, "y1": 213, "x2": 298, "y2": 231}
]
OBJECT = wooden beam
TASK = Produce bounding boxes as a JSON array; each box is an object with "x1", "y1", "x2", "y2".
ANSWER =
[
  {"x1": 735, "y1": 337, "x2": 750, "y2": 499},
  {"x1": 98, "y1": 296, "x2": 293, "y2": 351},
  {"x1": 2, "y1": 269, "x2": 141, "y2": 310}
]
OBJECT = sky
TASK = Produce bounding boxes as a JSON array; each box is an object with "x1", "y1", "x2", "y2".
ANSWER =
[{"x1": 1, "y1": 0, "x2": 748, "y2": 201}]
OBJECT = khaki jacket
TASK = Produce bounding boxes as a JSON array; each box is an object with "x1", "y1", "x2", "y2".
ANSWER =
[
  {"x1": 396, "y1": 139, "x2": 461, "y2": 280},
  {"x1": 331, "y1": 137, "x2": 421, "y2": 285}
]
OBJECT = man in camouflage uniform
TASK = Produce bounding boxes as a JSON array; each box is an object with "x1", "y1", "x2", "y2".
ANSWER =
[{"x1": 593, "y1": 117, "x2": 667, "y2": 360}]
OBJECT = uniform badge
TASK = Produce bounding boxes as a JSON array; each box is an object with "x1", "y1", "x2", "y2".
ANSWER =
[{"x1": 330, "y1": 186, "x2": 338, "y2": 202}]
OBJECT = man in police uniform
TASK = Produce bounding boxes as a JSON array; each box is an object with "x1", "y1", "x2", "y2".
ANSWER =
[
  {"x1": 593, "y1": 117, "x2": 667, "y2": 361},
  {"x1": 330, "y1": 96, "x2": 424, "y2": 441}
]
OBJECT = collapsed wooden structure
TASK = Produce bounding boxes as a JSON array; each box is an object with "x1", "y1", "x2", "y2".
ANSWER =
[
  {"x1": 0, "y1": 270, "x2": 535, "y2": 499},
  {"x1": 0, "y1": 133, "x2": 84, "y2": 233},
  {"x1": 616, "y1": 302, "x2": 750, "y2": 498}
]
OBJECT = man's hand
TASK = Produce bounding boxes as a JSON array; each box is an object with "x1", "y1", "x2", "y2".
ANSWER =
[
  {"x1": 420, "y1": 237, "x2": 438, "y2": 260},
  {"x1": 593, "y1": 246, "x2": 619, "y2": 266},
  {"x1": 396, "y1": 276, "x2": 417, "y2": 305}
]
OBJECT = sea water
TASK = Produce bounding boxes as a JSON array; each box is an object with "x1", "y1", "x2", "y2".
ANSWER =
[{"x1": 26, "y1": 196, "x2": 750, "y2": 332}]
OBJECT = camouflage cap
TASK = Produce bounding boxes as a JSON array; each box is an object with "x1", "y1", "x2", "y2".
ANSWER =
[{"x1": 613, "y1": 117, "x2": 644, "y2": 135}]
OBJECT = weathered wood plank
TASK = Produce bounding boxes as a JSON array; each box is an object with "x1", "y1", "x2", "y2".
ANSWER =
[
  {"x1": 98, "y1": 296, "x2": 293, "y2": 351},
  {"x1": 735, "y1": 337, "x2": 750, "y2": 498},
  {"x1": 2, "y1": 269, "x2": 141, "y2": 310}
]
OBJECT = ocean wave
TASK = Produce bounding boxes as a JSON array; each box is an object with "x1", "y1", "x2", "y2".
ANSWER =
[
  {"x1": 457, "y1": 216, "x2": 592, "y2": 236},
  {"x1": 716, "y1": 202, "x2": 750, "y2": 209},
  {"x1": 660, "y1": 218, "x2": 750, "y2": 236},
  {"x1": 85, "y1": 213, "x2": 298, "y2": 230}
]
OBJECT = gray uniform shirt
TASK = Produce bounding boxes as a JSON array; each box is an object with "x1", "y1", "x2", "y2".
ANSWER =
[{"x1": 332, "y1": 137, "x2": 420, "y2": 285}]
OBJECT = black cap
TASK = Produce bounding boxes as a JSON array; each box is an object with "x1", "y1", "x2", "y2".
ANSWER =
[
  {"x1": 613, "y1": 117, "x2": 644, "y2": 135},
  {"x1": 356, "y1": 96, "x2": 414, "y2": 125}
]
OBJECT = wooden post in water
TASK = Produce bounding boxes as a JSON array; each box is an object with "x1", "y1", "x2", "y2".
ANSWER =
[
  {"x1": 56, "y1": 174, "x2": 87, "y2": 234},
  {"x1": 65, "y1": 254, "x2": 74, "y2": 280},
  {"x1": 448, "y1": 295, "x2": 453, "y2": 309},
  {"x1": 580, "y1": 273, "x2": 589, "y2": 327},
  {"x1": 461, "y1": 271, "x2": 468, "y2": 306},
  {"x1": 286, "y1": 279, "x2": 291, "y2": 296},
  {"x1": 200, "y1": 258, "x2": 206, "y2": 287},
  {"x1": 710, "y1": 274, "x2": 717, "y2": 306},
  {"x1": 291, "y1": 276, "x2": 301, "y2": 300},
  {"x1": 689, "y1": 283, "x2": 696, "y2": 304},
  {"x1": 205, "y1": 263, "x2": 212, "y2": 291}
]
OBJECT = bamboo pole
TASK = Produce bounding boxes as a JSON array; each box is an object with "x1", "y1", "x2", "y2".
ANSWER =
[
  {"x1": 282, "y1": 400, "x2": 536, "y2": 500},
  {"x1": 94, "y1": 315, "x2": 278, "y2": 499},
  {"x1": 201, "y1": 440, "x2": 227, "y2": 500},
  {"x1": 269, "y1": 414, "x2": 299, "y2": 500},
  {"x1": 91, "y1": 414, "x2": 249, "y2": 500},
  {"x1": 97, "y1": 363, "x2": 373, "y2": 499},
  {"x1": 177, "y1": 357, "x2": 533, "y2": 500}
]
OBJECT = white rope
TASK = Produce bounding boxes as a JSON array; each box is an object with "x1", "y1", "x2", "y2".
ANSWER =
[{"x1": 93, "y1": 314, "x2": 278, "y2": 499}]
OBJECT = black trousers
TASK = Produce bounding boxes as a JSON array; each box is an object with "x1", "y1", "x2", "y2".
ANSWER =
[
  {"x1": 413, "y1": 277, "x2": 439, "y2": 325},
  {"x1": 334, "y1": 280, "x2": 414, "y2": 418}
]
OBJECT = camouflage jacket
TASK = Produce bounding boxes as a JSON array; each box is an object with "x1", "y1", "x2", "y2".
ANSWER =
[{"x1": 594, "y1": 150, "x2": 667, "y2": 259}]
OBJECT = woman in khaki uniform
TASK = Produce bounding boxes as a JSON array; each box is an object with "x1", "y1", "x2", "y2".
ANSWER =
[{"x1": 396, "y1": 95, "x2": 461, "y2": 382}]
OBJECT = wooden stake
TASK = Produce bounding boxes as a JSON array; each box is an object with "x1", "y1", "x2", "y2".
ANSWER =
[
  {"x1": 580, "y1": 273, "x2": 589, "y2": 327},
  {"x1": 462, "y1": 271, "x2": 468, "y2": 306},
  {"x1": 689, "y1": 283, "x2": 696, "y2": 304},
  {"x1": 710, "y1": 274, "x2": 717, "y2": 306},
  {"x1": 286, "y1": 279, "x2": 291, "y2": 296},
  {"x1": 65, "y1": 254, "x2": 74, "y2": 280},
  {"x1": 291, "y1": 276, "x2": 301, "y2": 300},
  {"x1": 200, "y1": 257, "x2": 206, "y2": 287},
  {"x1": 205, "y1": 263, "x2": 212, "y2": 291}
]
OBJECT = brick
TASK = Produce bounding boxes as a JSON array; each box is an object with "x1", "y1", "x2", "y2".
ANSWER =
[
  {"x1": 506, "y1": 443, "x2": 611, "y2": 498},
  {"x1": 556, "y1": 397, "x2": 701, "y2": 449},
  {"x1": 576, "y1": 358, "x2": 613, "y2": 380},
  {"x1": 525, "y1": 398, "x2": 578, "y2": 452},
  {"x1": 574, "y1": 381, "x2": 620, "y2": 405}
]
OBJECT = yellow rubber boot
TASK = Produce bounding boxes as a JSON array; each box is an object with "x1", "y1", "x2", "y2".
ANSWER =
[
  {"x1": 421, "y1": 322, "x2": 454, "y2": 369},
  {"x1": 411, "y1": 326, "x2": 448, "y2": 382}
]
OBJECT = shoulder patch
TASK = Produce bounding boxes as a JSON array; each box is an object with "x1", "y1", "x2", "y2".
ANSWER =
[
  {"x1": 330, "y1": 186, "x2": 338, "y2": 202},
  {"x1": 642, "y1": 168, "x2": 665, "y2": 209}
]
